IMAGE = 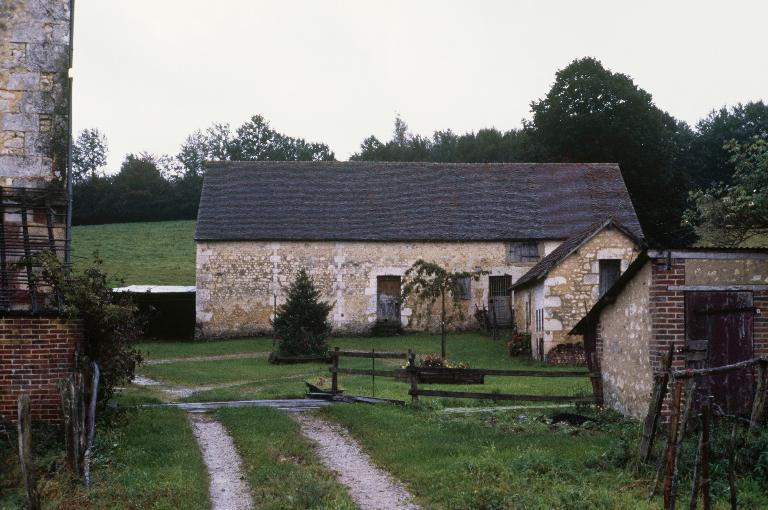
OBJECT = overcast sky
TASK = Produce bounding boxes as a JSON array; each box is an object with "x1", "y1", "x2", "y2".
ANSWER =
[{"x1": 72, "y1": 0, "x2": 768, "y2": 171}]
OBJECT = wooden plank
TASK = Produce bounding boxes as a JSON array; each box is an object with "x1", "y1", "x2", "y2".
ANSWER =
[
  {"x1": 671, "y1": 357, "x2": 767, "y2": 379},
  {"x1": 335, "y1": 350, "x2": 408, "y2": 359},
  {"x1": 750, "y1": 359, "x2": 767, "y2": 433},
  {"x1": 639, "y1": 344, "x2": 674, "y2": 463},
  {"x1": 413, "y1": 367, "x2": 592, "y2": 378},
  {"x1": 331, "y1": 367, "x2": 394, "y2": 377},
  {"x1": 410, "y1": 389, "x2": 593, "y2": 403},
  {"x1": 17, "y1": 395, "x2": 40, "y2": 510}
]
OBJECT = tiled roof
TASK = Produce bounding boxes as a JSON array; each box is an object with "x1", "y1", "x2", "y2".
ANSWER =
[
  {"x1": 195, "y1": 161, "x2": 643, "y2": 242},
  {"x1": 510, "y1": 219, "x2": 643, "y2": 290}
]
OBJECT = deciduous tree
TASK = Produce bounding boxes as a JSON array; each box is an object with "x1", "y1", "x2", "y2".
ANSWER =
[{"x1": 684, "y1": 136, "x2": 768, "y2": 246}]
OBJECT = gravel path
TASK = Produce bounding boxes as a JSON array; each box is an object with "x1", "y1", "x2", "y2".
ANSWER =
[
  {"x1": 294, "y1": 413, "x2": 419, "y2": 510},
  {"x1": 188, "y1": 413, "x2": 253, "y2": 510}
]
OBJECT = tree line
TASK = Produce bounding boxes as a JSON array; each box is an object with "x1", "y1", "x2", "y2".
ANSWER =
[{"x1": 72, "y1": 57, "x2": 768, "y2": 246}]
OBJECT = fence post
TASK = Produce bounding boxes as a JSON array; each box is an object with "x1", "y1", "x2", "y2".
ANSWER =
[
  {"x1": 331, "y1": 347, "x2": 339, "y2": 394},
  {"x1": 639, "y1": 344, "x2": 674, "y2": 462},
  {"x1": 750, "y1": 359, "x2": 767, "y2": 433},
  {"x1": 17, "y1": 395, "x2": 40, "y2": 510},
  {"x1": 408, "y1": 350, "x2": 418, "y2": 406}
]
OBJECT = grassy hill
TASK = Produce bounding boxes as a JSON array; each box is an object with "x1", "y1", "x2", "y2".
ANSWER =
[{"x1": 72, "y1": 220, "x2": 196, "y2": 286}]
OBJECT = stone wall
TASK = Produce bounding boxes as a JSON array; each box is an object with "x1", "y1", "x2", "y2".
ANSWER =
[
  {"x1": 514, "y1": 228, "x2": 639, "y2": 357},
  {"x1": 0, "y1": 0, "x2": 71, "y2": 187},
  {"x1": 195, "y1": 240, "x2": 549, "y2": 339},
  {"x1": 597, "y1": 262, "x2": 652, "y2": 418},
  {"x1": 0, "y1": 316, "x2": 80, "y2": 423}
]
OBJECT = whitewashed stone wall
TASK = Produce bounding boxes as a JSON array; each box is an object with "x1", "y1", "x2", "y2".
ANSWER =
[
  {"x1": 515, "y1": 228, "x2": 640, "y2": 356},
  {"x1": 195, "y1": 240, "x2": 545, "y2": 339},
  {"x1": 598, "y1": 262, "x2": 653, "y2": 418}
]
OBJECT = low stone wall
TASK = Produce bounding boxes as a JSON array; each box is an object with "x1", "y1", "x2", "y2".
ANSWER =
[{"x1": 0, "y1": 315, "x2": 80, "y2": 423}]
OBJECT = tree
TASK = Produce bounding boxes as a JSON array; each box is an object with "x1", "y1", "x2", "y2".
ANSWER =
[
  {"x1": 684, "y1": 136, "x2": 768, "y2": 246},
  {"x1": 528, "y1": 57, "x2": 694, "y2": 245},
  {"x1": 272, "y1": 269, "x2": 333, "y2": 356},
  {"x1": 72, "y1": 128, "x2": 108, "y2": 182},
  {"x1": 401, "y1": 260, "x2": 486, "y2": 358},
  {"x1": 683, "y1": 101, "x2": 768, "y2": 189},
  {"x1": 38, "y1": 251, "x2": 143, "y2": 407}
]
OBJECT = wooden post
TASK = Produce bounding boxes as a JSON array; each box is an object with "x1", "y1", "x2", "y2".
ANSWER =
[
  {"x1": 589, "y1": 352, "x2": 603, "y2": 406},
  {"x1": 749, "y1": 359, "x2": 767, "y2": 433},
  {"x1": 669, "y1": 381, "x2": 696, "y2": 510},
  {"x1": 17, "y1": 395, "x2": 40, "y2": 510},
  {"x1": 408, "y1": 350, "x2": 419, "y2": 406},
  {"x1": 663, "y1": 380, "x2": 684, "y2": 508},
  {"x1": 83, "y1": 363, "x2": 100, "y2": 489},
  {"x1": 727, "y1": 423, "x2": 738, "y2": 510},
  {"x1": 441, "y1": 289, "x2": 447, "y2": 358},
  {"x1": 700, "y1": 399, "x2": 711, "y2": 510},
  {"x1": 640, "y1": 344, "x2": 675, "y2": 462},
  {"x1": 331, "y1": 347, "x2": 339, "y2": 394}
]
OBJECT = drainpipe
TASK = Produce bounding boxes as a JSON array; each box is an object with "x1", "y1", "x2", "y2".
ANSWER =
[{"x1": 64, "y1": 0, "x2": 75, "y2": 272}]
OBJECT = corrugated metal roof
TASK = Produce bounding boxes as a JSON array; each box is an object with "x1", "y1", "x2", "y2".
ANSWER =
[{"x1": 195, "y1": 161, "x2": 643, "y2": 242}]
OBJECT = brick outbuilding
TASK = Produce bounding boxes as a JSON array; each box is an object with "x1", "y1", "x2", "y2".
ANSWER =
[{"x1": 571, "y1": 249, "x2": 768, "y2": 419}]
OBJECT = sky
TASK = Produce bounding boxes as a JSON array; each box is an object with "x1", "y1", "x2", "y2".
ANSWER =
[{"x1": 72, "y1": 0, "x2": 768, "y2": 171}]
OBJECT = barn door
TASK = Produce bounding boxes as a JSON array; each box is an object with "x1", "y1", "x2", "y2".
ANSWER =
[
  {"x1": 488, "y1": 275, "x2": 513, "y2": 326},
  {"x1": 376, "y1": 276, "x2": 401, "y2": 323},
  {"x1": 685, "y1": 291, "x2": 754, "y2": 415}
]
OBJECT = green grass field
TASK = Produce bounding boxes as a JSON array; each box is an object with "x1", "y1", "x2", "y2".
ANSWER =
[
  {"x1": 72, "y1": 220, "x2": 196, "y2": 286},
  {"x1": 132, "y1": 333, "x2": 592, "y2": 406}
]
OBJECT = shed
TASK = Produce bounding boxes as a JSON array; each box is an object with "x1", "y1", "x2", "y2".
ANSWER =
[
  {"x1": 571, "y1": 249, "x2": 768, "y2": 419},
  {"x1": 114, "y1": 285, "x2": 196, "y2": 339}
]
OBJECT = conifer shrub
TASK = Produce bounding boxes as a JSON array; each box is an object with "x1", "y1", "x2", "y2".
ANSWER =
[{"x1": 272, "y1": 269, "x2": 333, "y2": 356}]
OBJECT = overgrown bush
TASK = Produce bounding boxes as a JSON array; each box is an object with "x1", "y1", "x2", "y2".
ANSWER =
[
  {"x1": 272, "y1": 269, "x2": 332, "y2": 356},
  {"x1": 38, "y1": 251, "x2": 143, "y2": 407}
]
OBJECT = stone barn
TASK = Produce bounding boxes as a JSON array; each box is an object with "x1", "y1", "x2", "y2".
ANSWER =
[
  {"x1": 195, "y1": 161, "x2": 643, "y2": 339},
  {"x1": 0, "y1": 0, "x2": 77, "y2": 422},
  {"x1": 571, "y1": 249, "x2": 768, "y2": 419},
  {"x1": 511, "y1": 218, "x2": 642, "y2": 360}
]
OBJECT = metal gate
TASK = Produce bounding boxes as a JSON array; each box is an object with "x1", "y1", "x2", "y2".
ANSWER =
[
  {"x1": 488, "y1": 275, "x2": 513, "y2": 326},
  {"x1": 684, "y1": 291, "x2": 755, "y2": 415}
]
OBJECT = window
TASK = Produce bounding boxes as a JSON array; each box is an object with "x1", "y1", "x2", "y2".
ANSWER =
[
  {"x1": 599, "y1": 259, "x2": 622, "y2": 296},
  {"x1": 508, "y1": 242, "x2": 540, "y2": 263},
  {"x1": 525, "y1": 299, "x2": 531, "y2": 330},
  {"x1": 457, "y1": 276, "x2": 471, "y2": 300},
  {"x1": 535, "y1": 308, "x2": 544, "y2": 332}
]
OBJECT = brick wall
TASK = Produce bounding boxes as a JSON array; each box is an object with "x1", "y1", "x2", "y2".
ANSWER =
[{"x1": 0, "y1": 315, "x2": 80, "y2": 423}]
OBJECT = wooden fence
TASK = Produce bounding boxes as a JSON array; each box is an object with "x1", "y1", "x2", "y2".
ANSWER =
[
  {"x1": 327, "y1": 348, "x2": 601, "y2": 406},
  {"x1": 329, "y1": 347, "x2": 408, "y2": 395},
  {"x1": 639, "y1": 355, "x2": 768, "y2": 510}
]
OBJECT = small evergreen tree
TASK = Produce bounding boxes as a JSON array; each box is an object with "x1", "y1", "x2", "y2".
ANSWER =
[{"x1": 273, "y1": 269, "x2": 333, "y2": 356}]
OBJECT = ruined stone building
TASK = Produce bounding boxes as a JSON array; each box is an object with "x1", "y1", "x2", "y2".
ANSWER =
[
  {"x1": 0, "y1": 0, "x2": 76, "y2": 422},
  {"x1": 195, "y1": 161, "x2": 643, "y2": 339},
  {"x1": 571, "y1": 249, "x2": 768, "y2": 419},
  {"x1": 511, "y1": 219, "x2": 642, "y2": 359}
]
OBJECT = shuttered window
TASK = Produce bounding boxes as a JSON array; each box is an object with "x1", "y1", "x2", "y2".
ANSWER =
[{"x1": 508, "y1": 242, "x2": 540, "y2": 262}]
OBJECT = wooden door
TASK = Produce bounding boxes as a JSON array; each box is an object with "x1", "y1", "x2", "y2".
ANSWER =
[
  {"x1": 685, "y1": 291, "x2": 754, "y2": 415},
  {"x1": 488, "y1": 275, "x2": 513, "y2": 326},
  {"x1": 376, "y1": 276, "x2": 401, "y2": 323}
]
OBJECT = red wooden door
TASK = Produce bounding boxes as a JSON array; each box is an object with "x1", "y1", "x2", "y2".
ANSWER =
[{"x1": 685, "y1": 291, "x2": 754, "y2": 415}]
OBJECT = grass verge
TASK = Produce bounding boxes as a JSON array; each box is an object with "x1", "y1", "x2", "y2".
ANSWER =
[
  {"x1": 1, "y1": 409, "x2": 209, "y2": 509},
  {"x1": 216, "y1": 407, "x2": 355, "y2": 509}
]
